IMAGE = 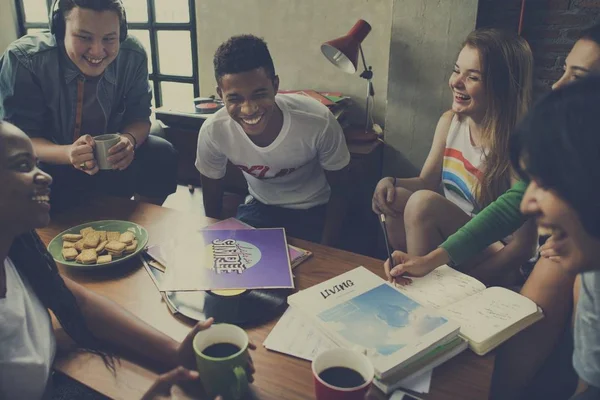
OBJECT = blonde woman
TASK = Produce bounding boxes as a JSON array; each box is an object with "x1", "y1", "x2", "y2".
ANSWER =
[{"x1": 372, "y1": 28, "x2": 537, "y2": 286}]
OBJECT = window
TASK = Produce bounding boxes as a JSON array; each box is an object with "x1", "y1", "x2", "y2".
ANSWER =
[{"x1": 15, "y1": 0, "x2": 199, "y2": 108}]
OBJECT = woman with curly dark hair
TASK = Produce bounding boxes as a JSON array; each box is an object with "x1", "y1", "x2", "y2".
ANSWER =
[{"x1": 0, "y1": 120, "x2": 253, "y2": 399}]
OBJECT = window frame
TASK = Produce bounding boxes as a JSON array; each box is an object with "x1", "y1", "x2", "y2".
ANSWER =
[{"x1": 14, "y1": 0, "x2": 200, "y2": 107}]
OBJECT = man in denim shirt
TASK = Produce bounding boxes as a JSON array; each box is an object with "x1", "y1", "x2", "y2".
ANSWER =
[{"x1": 0, "y1": 0, "x2": 177, "y2": 212}]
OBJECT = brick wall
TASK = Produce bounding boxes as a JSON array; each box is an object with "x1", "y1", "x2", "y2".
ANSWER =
[{"x1": 477, "y1": 0, "x2": 600, "y2": 93}]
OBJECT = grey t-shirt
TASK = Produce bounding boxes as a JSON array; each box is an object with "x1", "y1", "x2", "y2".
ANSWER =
[
  {"x1": 80, "y1": 75, "x2": 106, "y2": 137},
  {"x1": 574, "y1": 270, "x2": 600, "y2": 388}
]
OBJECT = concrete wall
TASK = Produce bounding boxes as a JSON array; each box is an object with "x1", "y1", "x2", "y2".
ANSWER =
[
  {"x1": 1, "y1": 0, "x2": 478, "y2": 176},
  {"x1": 384, "y1": 0, "x2": 478, "y2": 176},
  {"x1": 195, "y1": 0, "x2": 392, "y2": 126},
  {"x1": 0, "y1": 0, "x2": 18, "y2": 53}
]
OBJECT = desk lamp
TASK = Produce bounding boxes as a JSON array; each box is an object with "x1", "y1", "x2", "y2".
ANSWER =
[{"x1": 321, "y1": 19, "x2": 375, "y2": 135}]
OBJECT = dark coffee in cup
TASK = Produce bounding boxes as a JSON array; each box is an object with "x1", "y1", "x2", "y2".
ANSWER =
[
  {"x1": 318, "y1": 366, "x2": 366, "y2": 388},
  {"x1": 202, "y1": 342, "x2": 241, "y2": 358}
]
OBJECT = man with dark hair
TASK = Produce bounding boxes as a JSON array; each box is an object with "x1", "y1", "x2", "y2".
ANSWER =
[
  {"x1": 196, "y1": 34, "x2": 351, "y2": 245},
  {"x1": 0, "y1": 0, "x2": 177, "y2": 211},
  {"x1": 511, "y1": 76, "x2": 600, "y2": 400}
]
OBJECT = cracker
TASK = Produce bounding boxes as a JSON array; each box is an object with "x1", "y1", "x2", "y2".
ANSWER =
[
  {"x1": 62, "y1": 233, "x2": 83, "y2": 242},
  {"x1": 97, "y1": 254, "x2": 112, "y2": 264},
  {"x1": 63, "y1": 241, "x2": 76, "y2": 249},
  {"x1": 78, "y1": 249, "x2": 97, "y2": 264},
  {"x1": 83, "y1": 232, "x2": 101, "y2": 249},
  {"x1": 96, "y1": 240, "x2": 108, "y2": 254},
  {"x1": 124, "y1": 240, "x2": 138, "y2": 254},
  {"x1": 97, "y1": 231, "x2": 107, "y2": 242},
  {"x1": 106, "y1": 240, "x2": 126, "y2": 252},
  {"x1": 119, "y1": 232, "x2": 135, "y2": 245},
  {"x1": 80, "y1": 227, "x2": 95, "y2": 237},
  {"x1": 107, "y1": 250, "x2": 124, "y2": 258},
  {"x1": 107, "y1": 231, "x2": 121, "y2": 241},
  {"x1": 74, "y1": 238, "x2": 85, "y2": 252},
  {"x1": 62, "y1": 248, "x2": 78, "y2": 261}
]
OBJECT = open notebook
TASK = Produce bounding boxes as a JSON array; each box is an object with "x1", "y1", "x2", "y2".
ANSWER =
[{"x1": 394, "y1": 265, "x2": 544, "y2": 355}]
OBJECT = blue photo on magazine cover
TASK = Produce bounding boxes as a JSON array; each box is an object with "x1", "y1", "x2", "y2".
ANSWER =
[{"x1": 318, "y1": 284, "x2": 448, "y2": 356}]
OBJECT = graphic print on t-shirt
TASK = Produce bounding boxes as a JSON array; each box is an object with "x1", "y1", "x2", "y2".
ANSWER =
[{"x1": 236, "y1": 164, "x2": 297, "y2": 180}]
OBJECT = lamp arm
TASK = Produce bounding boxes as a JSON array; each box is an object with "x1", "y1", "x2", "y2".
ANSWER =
[
  {"x1": 358, "y1": 45, "x2": 376, "y2": 133},
  {"x1": 358, "y1": 44, "x2": 375, "y2": 95},
  {"x1": 359, "y1": 44, "x2": 369, "y2": 76}
]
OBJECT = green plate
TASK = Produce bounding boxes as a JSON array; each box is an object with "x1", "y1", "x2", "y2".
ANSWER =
[{"x1": 47, "y1": 220, "x2": 149, "y2": 270}]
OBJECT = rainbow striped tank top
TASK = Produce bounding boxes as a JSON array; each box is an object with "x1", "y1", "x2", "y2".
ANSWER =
[{"x1": 442, "y1": 114, "x2": 485, "y2": 216}]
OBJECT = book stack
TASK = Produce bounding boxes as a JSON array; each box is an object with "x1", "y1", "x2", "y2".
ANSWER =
[
  {"x1": 278, "y1": 89, "x2": 353, "y2": 130},
  {"x1": 285, "y1": 266, "x2": 543, "y2": 394}
]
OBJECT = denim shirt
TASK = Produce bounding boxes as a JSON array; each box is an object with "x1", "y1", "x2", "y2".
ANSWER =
[{"x1": 0, "y1": 33, "x2": 151, "y2": 145}]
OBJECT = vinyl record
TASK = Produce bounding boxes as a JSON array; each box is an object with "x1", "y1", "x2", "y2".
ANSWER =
[
  {"x1": 195, "y1": 102, "x2": 223, "y2": 114},
  {"x1": 193, "y1": 97, "x2": 224, "y2": 114},
  {"x1": 165, "y1": 287, "x2": 292, "y2": 326}
]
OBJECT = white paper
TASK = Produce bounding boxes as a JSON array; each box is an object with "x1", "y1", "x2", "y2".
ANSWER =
[
  {"x1": 441, "y1": 286, "x2": 539, "y2": 343},
  {"x1": 395, "y1": 265, "x2": 485, "y2": 309},
  {"x1": 263, "y1": 307, "x2": 338, "y2": 361}
]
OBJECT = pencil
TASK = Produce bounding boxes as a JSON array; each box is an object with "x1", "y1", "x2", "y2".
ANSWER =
[{"x1": 379, "y1": 214, "x2": 395, "y2": 266}]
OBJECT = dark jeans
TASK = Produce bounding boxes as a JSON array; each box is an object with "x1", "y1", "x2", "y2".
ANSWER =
[
  {"x1": 236, "y1": 197, "x2": 327, "y2": 243},
  {"x1": 43, "y1": 135, "x2": 177, "y2": 214}
]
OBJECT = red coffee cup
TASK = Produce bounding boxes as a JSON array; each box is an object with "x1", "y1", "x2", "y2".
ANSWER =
[{"x1": 312, "y1": 348, "x2": 374, "y2": 400}]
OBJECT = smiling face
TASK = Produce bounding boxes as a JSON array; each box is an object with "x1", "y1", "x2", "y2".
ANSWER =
[
  {"x1": 553, "y1": 38, "x2": 600, "y2": 90},
  {"x1": 520, "y1": 179, "x2": 600, "y2": 274},
  {"x1": 0, "y1": 123, "x2": 53, "y2": 236},
  {"x1": 449, "y1": 45, "x2": 487, "y2": 120},
  {"x1": 217, "y1": 67, "x2": 281, "y2": 138},
  {"x1": 63, "y1": 7, "x2": 120, "y2": 77}
]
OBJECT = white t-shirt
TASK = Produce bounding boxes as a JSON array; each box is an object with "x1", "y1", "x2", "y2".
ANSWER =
[
  {"x1": 196, "y1": 94, "x2": 351, "y2": 209},
  {"x1": 442, "y1": 114, "x2": 485, "y2": 217},
  {"x1": 0, "y1": 257, "x2": 56, "y2": 400}
]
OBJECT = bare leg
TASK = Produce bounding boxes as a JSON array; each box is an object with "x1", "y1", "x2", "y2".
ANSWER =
[
  {"x1": 384, "y1": 187, "x2": 414, "y2": 251},
  {"x1": 403, "y1": 189, "x2": 513, "y2": 281},
  {"x1": 403, "y1": 190, "x2": 472, "y2": 256},
  {"x1": 491, "y1": 257, "x2": 575, "y2": 399},
  {"x1": 134, "y1": 194, "x2": 166, "y2": 206}
]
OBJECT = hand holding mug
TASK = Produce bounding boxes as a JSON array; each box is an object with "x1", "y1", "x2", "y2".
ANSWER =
[
  {"x1": 69, "y1": 135, "x2": 98, "y2": 175},
  {"x1": 106, "y1": 133, "x2": 135, "y2": 170},
  {"x1": 176, "y1": 318, "x2": 256, "y2": 374},
  {"x1": 193, "y1": 323, "x2": 256, "y2": 400}
]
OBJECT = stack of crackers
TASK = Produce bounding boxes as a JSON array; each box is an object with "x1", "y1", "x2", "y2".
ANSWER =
[{"x1": 61, "y1": 226, "x2": 138, "y2": 265}]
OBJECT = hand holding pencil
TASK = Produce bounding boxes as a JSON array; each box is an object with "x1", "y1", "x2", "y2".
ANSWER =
[
  {"x1": 379, "y1": 214, "x2": 410, "y2": 285},
  {"x1": 380, "y1": 214, "x2": 444, "y2": 284}
]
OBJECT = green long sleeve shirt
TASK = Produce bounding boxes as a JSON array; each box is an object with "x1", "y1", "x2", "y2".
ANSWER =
[{"x1": 440, "y1": 180, "x2": 528, "y2": 265}]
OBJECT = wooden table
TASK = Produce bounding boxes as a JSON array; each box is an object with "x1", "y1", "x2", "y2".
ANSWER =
[{"x1": 38, "y1": 197, "x2": 494, "y2": 400}]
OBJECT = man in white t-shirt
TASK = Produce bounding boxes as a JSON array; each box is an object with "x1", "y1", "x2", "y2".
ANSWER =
[{"x1": 196, "y1": 35, "x2": 350, "y2": 245}]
